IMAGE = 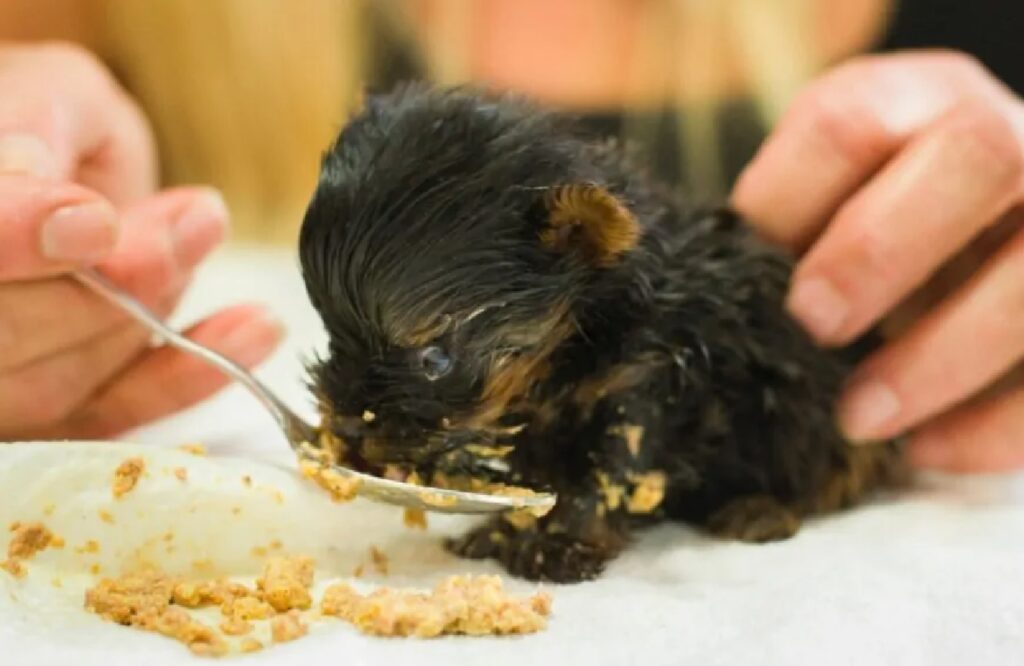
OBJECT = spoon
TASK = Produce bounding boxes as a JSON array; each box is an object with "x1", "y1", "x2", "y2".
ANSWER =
[{"x1": 74, "y1": 268, "x2": 556, "y2": 515}]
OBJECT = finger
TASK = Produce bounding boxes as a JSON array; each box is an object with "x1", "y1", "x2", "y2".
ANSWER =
[
  {"x1": 906, "y1": 384, "x2": 1024, "y2": 473},
  {"x1": 0, "y1": 174, "x2": 119, "y2": 279},
  {"x1": 732, "y1": 51, "x2": 1019, "y2": 252},
  {"x1": 46, "y1": 304, "x2": 284, "y2": 439},
  {"x1": 0, "y1": 297, "x2": 175, "y2": 433},
  {"x1": 787, "y1": 99, "x2": 1024, "y2": 345},
  {"x1": 0, "y1": 186, "x2": 228, "y2": 370},
  {"x1": 0, "y1": 42, "x2": 156, "y2": 204},
  {"x1": 837, "y1": 225, "x2": 1024, "y2": 441}
]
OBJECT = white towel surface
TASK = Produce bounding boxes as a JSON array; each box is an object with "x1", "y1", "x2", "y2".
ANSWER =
[{"x1": 4, "y1": 245, "x2": 1022, "y2": 665}]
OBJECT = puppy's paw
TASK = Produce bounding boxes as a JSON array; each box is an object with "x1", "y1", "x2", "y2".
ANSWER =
[
  {"x1": 504, "y1": 531, "x2": 611, "y2": 583},
  {"x1": 705, "y1": 495, "x2": 800, "y2": 543},
  {"x1": 446, "y1": 521, "x2": 612, "y2": 583}
]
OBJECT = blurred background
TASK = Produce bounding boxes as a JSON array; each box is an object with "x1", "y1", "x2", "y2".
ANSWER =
[{"x1": 0, "y1": 0, "x2": 1019, "y2": 247}]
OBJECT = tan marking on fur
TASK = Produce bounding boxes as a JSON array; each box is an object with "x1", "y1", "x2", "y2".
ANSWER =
[
  {"x1": 399, "y1": 314, "x2": 453, "y2": 348},
  {"x1": 572, "y1": 363, "x2": 651, "y2": 418},
  {"x1": 541, "y1": 184, "x2": 640, "y2": 267},
  {"x1": 608, "y1": 424, "x2": 644, "y2": 457},
  {"x1": 458, "y1": 308, "x2": 574, "y2": 431}
]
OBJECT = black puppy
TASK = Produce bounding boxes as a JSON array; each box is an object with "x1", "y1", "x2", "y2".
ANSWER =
[{"x1": 299, "y1": 84, "x2": 906, "y2": 583}]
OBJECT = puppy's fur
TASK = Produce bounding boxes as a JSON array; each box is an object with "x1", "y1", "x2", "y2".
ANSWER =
[{"x1": 299, "y1": 84, "x2": 906, "y2": 583}]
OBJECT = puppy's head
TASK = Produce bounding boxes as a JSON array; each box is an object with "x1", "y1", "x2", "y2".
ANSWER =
[{"x1": 299, "y1": 84, "x2": 641, "y2": 476}]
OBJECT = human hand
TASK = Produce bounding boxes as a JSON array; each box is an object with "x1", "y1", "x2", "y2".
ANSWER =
[
  {"x1": 0, "y1": 42, "x2": 282, "y2": 440},
  {"x1": 732, "y1": 51, "x2": 1024, "y2": 473}
]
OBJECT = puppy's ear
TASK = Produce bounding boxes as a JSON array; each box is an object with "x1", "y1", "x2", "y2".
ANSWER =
[{"x1": 540, "y1": 184, "x2": 640, "y2": 267}]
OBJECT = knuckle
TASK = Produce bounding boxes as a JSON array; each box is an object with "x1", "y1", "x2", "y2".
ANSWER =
[
  {"x1": 946, "y1": 101, "x2": 1024, "y2": 186},
  {"x1": 793, "y1": 87, "x2": 892, "y2": 167}
]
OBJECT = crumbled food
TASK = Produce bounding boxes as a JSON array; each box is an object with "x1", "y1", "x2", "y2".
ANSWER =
[
  {"x1": 270, "y1": 610, "x2": 308, "y2": 643},
  {"x1": 222, "y1": 594, "x2": 275, "y2": 621},
  {"x1": 626, "y1": 471, "x2": 666, "y2": 514},
  {"x1": 369, "y1": 547, "x2": 389, "y2": 575},
  {"x1": 112, "y1": 457, "x2": 145, "y2": 498},
  {"x1": 173, "y1": 467, "x2": 188, "y2": 482},
  {"x1": 90, "y1": 563, "x2": 102, "y2": 575},
  {"x1": 352, "y1": 564, "x2": 365, "y2": 578},
  {"x1": 419, "y1": 491, "x2": 458, "y2": 508},
  {"x1": 76, "y1": 539, "x2": 100, "y2": 554},
  {"x1": 242, "y1": 475, "x2": 253, "y2": 487},
  {"x1": 321, "y1": 575, "x2": 551, "y2": 637},
  {"x1": 256, "y1": 556, "x2": 314, "y2": 612},
  {"x1": 2, "y1": 522, "x2": 60, "y2": 576},
  {"x1": 299, "y1": 460, "x2": 361, "y2": 502},
  {"x1": 42, "y1": 504, "x2": 56, "y2": 516},
  {"x1": 178, "y1": 443, "x2": 207, "y2": 456},
  {"x1": 403, "y1": 508, "x2": 428, "y2": 530},
  {"x1": 98, "y1": 509, "x2": 116, "y2": 524},
  {"x1": 7, "y1": 522, "x2": 57, "y2": 559},
  {"x1": 239, "y1": 638, "x2": 264, "y2": 653},
  {"x1": 1, "y1": 559, "x2": 25, "y2": 577},
  {"x1": 219, "y1": 616, "x2": 252, "y2": 636}
]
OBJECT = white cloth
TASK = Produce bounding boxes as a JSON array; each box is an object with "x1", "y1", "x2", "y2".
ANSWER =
[{"x1": 7, "y1": 244, "x2": 1024, "y2": 665}]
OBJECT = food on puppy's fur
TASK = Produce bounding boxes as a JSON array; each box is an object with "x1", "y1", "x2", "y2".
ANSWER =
[
  {"x1": 112, "y1": 457, "x2": 145, "y2": 498},
  {"x1": 320, "y1": 575, "x2": 551, "y2": 637},
  {"x1": 2, "y1": 522, "x2": 61, "y2": 577},
  {"x1": 298, "y1": 84, "x2": 908, "y2": 583}
]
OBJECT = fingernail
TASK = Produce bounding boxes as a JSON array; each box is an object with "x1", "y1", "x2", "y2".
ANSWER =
[
  {"x1": 787, "y1": 277, "x2": 850, "y2": 342},
  {"x1": 839, "y1": 378, "x2": 902, "y2": 441},
  {"x1": 906, "y1": 433, "x2": 952, "y2": 469},
  {"x1": 221, "y1": 309, "x2": 285, "y2": 367},
  {"x1": 173, "y1": 188, "x2": 229, "y2": 265},
  {"x1": 0, "y1": 133, "x2": 58, "y2": 178},
  {"x1": 41, "y1": 201, "x2": 119, "y2": 261}
]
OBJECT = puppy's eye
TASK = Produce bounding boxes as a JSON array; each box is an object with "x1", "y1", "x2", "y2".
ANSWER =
[{"x1": 417, "y1": 346, "x2": 452, "y2": 381}]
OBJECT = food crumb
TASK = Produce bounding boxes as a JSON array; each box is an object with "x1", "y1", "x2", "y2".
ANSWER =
[
  {"x1": 90, "y1": 564, "x2": 102, "y2": 575},
  {"x1": 231, "y1": 507, "x2": 242, "y2": 516},
  {"x1": 112, "y1": 457, "x2": 145, "y2": 498},
  {"x1": 626, "y1": 471, "x2": 666, "y2": 514},
  {"x1": 173, "y1": 467, "x2": 188, "y2": 482},
  {"x1": 241, "y1": 475, "x2": 252, "y2": 487},
  {"x1": 369, "y1": 547, "x2": 389, "y2": 575},
  {"x1": 239, "y1": 637, "x2": 264, "y2": 653},
  {"x1": 1, "y1": 559, "x2": 24, "y2": 578},
  {"x1": 218, "y1": 616, "x2": 252, "y2": 636},
  {"x1": 51, "y1": 576, "x2": 63, "y2": 588},
  {"x1": 352, "y1": 564, "x2": 365, "y2": 578},
  {"x1": 270, "y1": 610, "x2": 308, "y2": 643},
  {"x1": 256, "y1": 556, "x2": 315, "y2": 612},
  {"x1": 321, "y1": 575, "x2": 551, "y2": 637},
  {"x1": 3, "y1": 522, "x2": 61, "y2": 576},
  {"x1": 98, "y1": 509, "x2": 116, "y2": 524},
  {"x1": 42, "y1": 504, "x2": 55, "y2": 517},
  {"x1": 76, "y1": 539, "x2": 100, "y2": 554},
  {"x1": 403, "y1": 508, "x2": 428, "y2": 530},
  {"x1": 222, "y1": 594, "x2": 275, "y2": 621},
  {"x1": 299, "y1": 461, "x2": 361, "y2": 502},
  {"x1": 178, "y1": 443, "x2": 207, "y2": 456},
  {"x1": 268, "y1": 539, "x2": 282, "y2": 551},
  {"x1": 251, "y1": 546, "x2": 268, "y2": 558}
]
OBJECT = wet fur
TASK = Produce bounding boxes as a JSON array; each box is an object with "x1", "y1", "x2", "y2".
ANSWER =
[{"x1": 299, "y1": 84, "x2": 907, "y2": 583}]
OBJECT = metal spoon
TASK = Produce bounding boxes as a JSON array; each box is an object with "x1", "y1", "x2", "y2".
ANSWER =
[{"x1": 74, "y1": 268, "x2": 556, "y2": 515}]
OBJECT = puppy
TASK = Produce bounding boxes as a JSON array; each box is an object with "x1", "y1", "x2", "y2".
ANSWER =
[{"x1": 298, "y1": 84, "x2": 906, "y2": 583}]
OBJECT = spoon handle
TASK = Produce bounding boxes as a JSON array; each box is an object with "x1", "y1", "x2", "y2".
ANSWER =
[{"x1": 73, "y1": 268, "x2": 316, "y2": 443}]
